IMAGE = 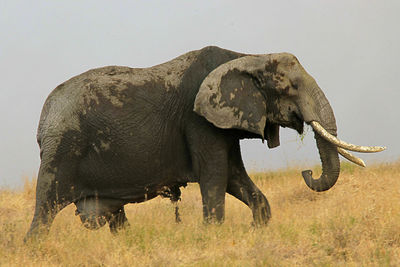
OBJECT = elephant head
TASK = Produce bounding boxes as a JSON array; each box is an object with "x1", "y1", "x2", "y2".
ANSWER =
[{"x1": 194, "y1": 53, "x2": 385, "y2": 192}]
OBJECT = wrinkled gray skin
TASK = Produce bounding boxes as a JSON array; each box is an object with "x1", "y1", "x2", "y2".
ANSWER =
[{"x1": 25, "y1": 46, "x2": 340, "y2": 240}]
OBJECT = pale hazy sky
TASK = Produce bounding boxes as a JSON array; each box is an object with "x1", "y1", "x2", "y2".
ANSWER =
[{"x1": 1, "y1": 1, "x2": 399, "y2": 187}]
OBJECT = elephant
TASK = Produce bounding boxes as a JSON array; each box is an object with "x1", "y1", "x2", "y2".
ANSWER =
[{"x1": 25, "y1": 46, "x2": 385, "y2": 240}]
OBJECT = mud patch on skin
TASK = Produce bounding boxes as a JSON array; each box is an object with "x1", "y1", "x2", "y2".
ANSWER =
[
  {"x1": 100, "y1": 140, "x2": 110, "y2": 151},
  {"x1": 81, "y1": 79, "x2": 127, "y2": 109},
  {"x1": 264, "y1": 59, "x2": 279, "y2": 74},
  {"x1": 257, "y1": 59, "x2": 294, "y2": 96},
  {"x1": 195, "y1": 65, "x2": 267, "y2": 137},
  {"x1": 84, "y1": 51, "x2": 202, "y2": 93}
]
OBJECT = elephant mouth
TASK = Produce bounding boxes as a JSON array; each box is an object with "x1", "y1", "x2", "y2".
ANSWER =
[
  {"x1": 291, "y1": 112, "x2": 304, "y2": 134},
  {"x1": 278, "y1": 112, "x2": 304, "y2": 134}
]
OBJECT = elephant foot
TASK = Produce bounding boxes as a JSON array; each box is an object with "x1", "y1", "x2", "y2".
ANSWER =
[
  {"x1": 251, "y1": 192, "x2": 271, "y2": 226},
  {"x1": 107, "y1": 207, "x2": 130, "y2": 234}
]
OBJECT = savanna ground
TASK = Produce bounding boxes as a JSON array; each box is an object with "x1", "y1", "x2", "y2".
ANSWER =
[{"x1": 1, "y1": 161, "x2": 400, "y2": 266}]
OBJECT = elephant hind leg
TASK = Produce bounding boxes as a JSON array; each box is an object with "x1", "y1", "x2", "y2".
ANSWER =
[
  {"x1": 24, "y1": 162, "x2": 72, "y2": 241},
  {"x1": 25, "y1": 137, "x2": 82, "y2": 242},
  {"x1": 25, "y1": 198, "x2": 60, "y2": 242}
]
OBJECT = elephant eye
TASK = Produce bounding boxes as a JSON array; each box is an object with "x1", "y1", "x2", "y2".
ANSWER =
[{"x1": 290, "y1": 81, "x2": 298, "y2": 90}]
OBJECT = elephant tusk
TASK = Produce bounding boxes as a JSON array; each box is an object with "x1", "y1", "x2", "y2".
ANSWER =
[
  {"x1": 337, "y1": 147, "x2": 366, "y2": 167},
  {"x1": 310, "y1": 121, "x2": 386, "y2": 153}
]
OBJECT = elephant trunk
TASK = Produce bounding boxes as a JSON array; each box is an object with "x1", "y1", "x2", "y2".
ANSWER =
[
  {"x1": 300, "y1": 81, "x2": 340, "y2": 192},
  {"x1": 302, "y1": 134, "x2": 340, "y2": 192}
]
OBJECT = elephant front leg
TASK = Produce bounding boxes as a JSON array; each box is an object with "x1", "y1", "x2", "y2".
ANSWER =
[
  {"x1": 200, "y1": 182, "x2": 227, "y2": 223},
  {"x1": 200, "y1": 179, "x2": 228, "y2": 223},
  {"x1": 199, "y1": 157, "x2": 229, "y2": 224},
  {"x1": 186, "y1": 119, "x2": 231, "y2": 224}
]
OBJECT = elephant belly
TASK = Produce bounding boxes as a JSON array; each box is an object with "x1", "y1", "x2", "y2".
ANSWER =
[{"x1": 76, "y1": 134, "x2": 192, "y2": 202}]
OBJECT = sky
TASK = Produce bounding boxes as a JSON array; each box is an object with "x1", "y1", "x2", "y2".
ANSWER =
[{"x1": 0, "y1": 1, "x2": 399, "y2": 188}]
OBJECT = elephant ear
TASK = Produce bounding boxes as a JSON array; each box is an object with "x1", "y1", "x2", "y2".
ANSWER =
[{"x1": 194, "y1": 56, "x2": 279, "y2": 146}]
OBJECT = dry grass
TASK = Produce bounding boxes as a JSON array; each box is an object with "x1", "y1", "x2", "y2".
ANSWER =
[{"x1": 1, "y1": 161, "x2": 400, "y2": 266}]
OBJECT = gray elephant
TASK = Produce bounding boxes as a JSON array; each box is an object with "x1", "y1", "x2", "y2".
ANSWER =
[{"x1": 25, "y1": 46, "x2": 384, "y2": 240}]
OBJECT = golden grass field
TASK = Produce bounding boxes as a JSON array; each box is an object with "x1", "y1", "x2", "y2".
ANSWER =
[{"x1": 1, "y1": 161, "x2": 400, "y2": 266}]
